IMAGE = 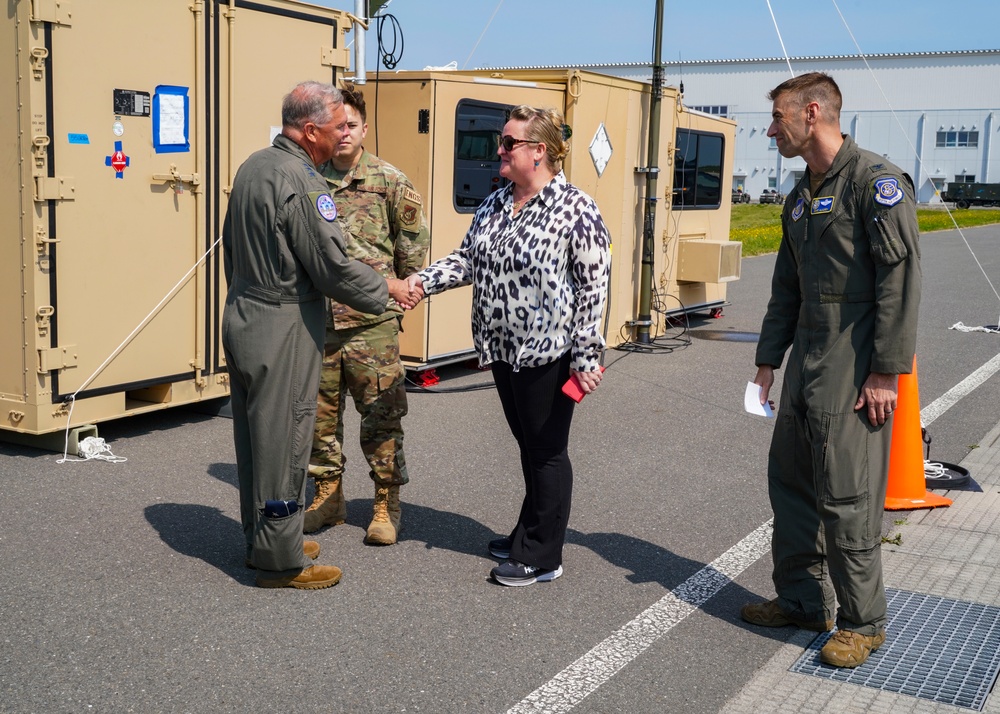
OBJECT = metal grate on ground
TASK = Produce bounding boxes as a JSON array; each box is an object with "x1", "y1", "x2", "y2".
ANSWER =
[{"x1": 789, "y1": 587, "x2": 1000, "y2": 710}]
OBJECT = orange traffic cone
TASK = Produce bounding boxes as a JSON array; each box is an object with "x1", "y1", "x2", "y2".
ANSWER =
[{"x1": 884, "y1": 356, "x2": 952, "y2": 510}]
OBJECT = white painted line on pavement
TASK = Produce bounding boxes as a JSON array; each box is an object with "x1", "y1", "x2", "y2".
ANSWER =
[
  {"x1": 920, "y1": 352, "x2": 1000, "y2": 427},
  {"x1": 507, "y1": 519, "x2": 774, "y2": 714},
  {"x1": 508, "y1": 354, "x2": 998, "y2": 713}
]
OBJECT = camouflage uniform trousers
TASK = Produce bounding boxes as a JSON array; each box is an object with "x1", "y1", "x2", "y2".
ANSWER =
[{"x1": 310, "y1": 317, "x2": 408, "y2": 488}]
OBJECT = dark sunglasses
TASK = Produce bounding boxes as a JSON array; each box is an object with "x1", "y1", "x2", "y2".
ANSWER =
[{"x1": 497, "y1": 134, "x2": 539, "y2": 152}]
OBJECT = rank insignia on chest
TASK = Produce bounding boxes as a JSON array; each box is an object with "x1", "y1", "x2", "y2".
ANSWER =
[
  {"x1": 873, "y1": 177, "x2": 904, "y2": 206},
  {"x1": 791, "y1": 198, "x2": 805, "y2": 221},
  {"x1": 315, "y1": 192, "x2": 338, "y2": 221},
  {"x1": 811, "y1": 196, "x2": 835, "y2": 214}
]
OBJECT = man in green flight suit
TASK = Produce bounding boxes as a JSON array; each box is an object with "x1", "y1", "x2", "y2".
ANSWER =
[
  {"x1": 305, "y1": 82, "x2": 429, "y2": 545},
  {"x1": 741, "y1": 73, "x2": 921, "y2": 667},
  {"x1": 222, "y1": 81, "x2": 415, "y2": 589}
]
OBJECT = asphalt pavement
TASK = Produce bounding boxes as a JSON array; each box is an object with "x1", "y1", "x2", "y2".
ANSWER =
[{"x1": 1, "y1": 225, "x2": 999, "y2": 713}]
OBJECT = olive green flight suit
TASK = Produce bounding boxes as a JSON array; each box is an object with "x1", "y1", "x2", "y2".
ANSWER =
[
  {"x1": 222, "y1": 134, "x2": 388, "y2": 577},
  {"x1": 755, "y1": 135, "x2": 921, "y2": 635}
]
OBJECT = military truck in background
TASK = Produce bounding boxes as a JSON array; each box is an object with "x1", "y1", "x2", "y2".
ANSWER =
[
  {"x1": 941, "y1": 182, "x2": 1000, "y2": 208},
  {"x1": 2, "y1": 0, "x2": 740, "y2": 443}
]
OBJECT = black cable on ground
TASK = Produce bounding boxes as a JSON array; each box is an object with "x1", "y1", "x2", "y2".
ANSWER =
[{"x1": 614, "y1": 285, "x2": 692, "y2": 355}]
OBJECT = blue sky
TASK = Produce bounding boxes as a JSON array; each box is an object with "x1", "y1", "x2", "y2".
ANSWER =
[{"x1": 307, "y1": 0, "x2": 999, "y2": 71}]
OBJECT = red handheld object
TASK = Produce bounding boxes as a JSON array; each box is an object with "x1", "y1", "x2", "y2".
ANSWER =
[{"x1": 561, "y1": 366, "x2": 606, "y2": 403}]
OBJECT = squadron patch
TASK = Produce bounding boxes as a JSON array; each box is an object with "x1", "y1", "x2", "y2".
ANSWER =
[
  {"x1": 398, "y1": 186, "x2": 422, "y2": 231},
  {"x1": 791, "y1": 197, "x2": 805, "y2": 221},
  {"x1": 811, "y1": 196, "x2": 835, "y2": 214},
  {"x1": 315, "y1": 192, "x2": 338, "y2": 221},
  {"x1": 873, "y1": 177, "x2": 904, "y2": 207}
]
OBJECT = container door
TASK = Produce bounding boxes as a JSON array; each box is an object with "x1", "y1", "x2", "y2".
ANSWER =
[
  {"x1": 221, "y1": 2, "x2": 342, "y2": 175},
  {"x1": 46, "y1": 2, "x2": 203, "y2": 398},
  {"x1": 213, "y1": 1, "x2": 345, "y2": 372}
]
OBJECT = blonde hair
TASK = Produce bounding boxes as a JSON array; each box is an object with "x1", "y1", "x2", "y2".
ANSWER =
[{"x1": 509, "y1": 105, "x2": 570, "y2": 173}]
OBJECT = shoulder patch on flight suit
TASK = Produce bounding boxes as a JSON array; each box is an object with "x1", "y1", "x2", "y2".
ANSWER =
[
  {"x1": 791, "y1": 198, "x2": 805, "y2": 221},
  {"x1": 398, "y1": 187, "x2": 422, "y2": 232},
  {"x1": 309, "y1": 191, "x2": 338, "y2": 221},
  {"x1": 873, "y1": 177, "x2": 904, "y2": 207},
  {"x1": 811, "y1": 196, "x2": 835, "y2": 214}
]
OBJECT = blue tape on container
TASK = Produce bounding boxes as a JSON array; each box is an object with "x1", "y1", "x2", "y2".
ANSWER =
[{"x1": 152, "y1": 85, "x2": 190, "y2": 154}]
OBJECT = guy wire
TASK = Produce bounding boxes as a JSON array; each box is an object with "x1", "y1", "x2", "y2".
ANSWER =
[{"x1": 829, "y1": 0, "x2": 1000, "y2": 320}]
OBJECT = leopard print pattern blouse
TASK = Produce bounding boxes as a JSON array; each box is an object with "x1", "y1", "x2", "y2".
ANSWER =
[{"x1": 419, "y1": 172, "x2": 611, "y2": 372}]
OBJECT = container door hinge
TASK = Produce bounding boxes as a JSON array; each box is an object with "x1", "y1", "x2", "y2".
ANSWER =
[
  {"x1": 34, "y1": 176, "x2": 75, "y2": 202},
  {"x1": 30, "y1": 0, "x2": 73, "y2": 26},
  {"x1": 37, "y1": 345, "x2": 78, "y2": 373},
  {"x1": 321, "y1": 46, "x2": 350, "y2": 69}
]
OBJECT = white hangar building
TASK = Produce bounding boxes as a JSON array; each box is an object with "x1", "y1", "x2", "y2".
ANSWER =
[{"x1": 490, "y1": 50, "x2": 1000, "y2": 203}]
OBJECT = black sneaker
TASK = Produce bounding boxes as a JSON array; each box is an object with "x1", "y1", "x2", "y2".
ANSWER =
[
  {"x1": 491, "y1": 559, "x2": 563, "y2": 587},
  {"x1": 488, "y1": 536, "x2": 512, "y2": 559}
]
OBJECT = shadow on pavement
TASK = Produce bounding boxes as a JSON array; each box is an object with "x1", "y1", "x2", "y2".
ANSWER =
[
  {"x1": 145, "y1": 502, "x2": 252, "y2": 586},
  {"x1": 568, "y1": 528, "x2": 801, "y2": 642},
  {"x1": 195, "y1": 465, "x2": 801, "y2": 641}
]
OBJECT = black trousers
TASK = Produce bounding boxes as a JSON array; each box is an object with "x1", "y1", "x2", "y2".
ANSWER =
[{"x1": 491, "y1": 352, "x2": 576, "y2": 570}]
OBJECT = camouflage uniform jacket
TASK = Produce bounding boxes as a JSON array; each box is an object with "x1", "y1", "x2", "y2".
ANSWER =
[{"x1": 321, "y1": 149, "x2": 429, "y2": 330}]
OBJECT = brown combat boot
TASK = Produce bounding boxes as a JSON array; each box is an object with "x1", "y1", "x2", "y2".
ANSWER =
[
  {"x1": 304, "y1": 476, "x2": 346, "y2": 533},
  {"x1": 740, "y1": 599, "x2": 834, "y2": 632},
  {"x1": 365, "y1": 485, "x2": 401, "y2": 545},
  {"x1": 820, "y1": 629, "x2": 886, "y2": 668},
  {"x1": 256, "y1": 564, "x2": 343, "y2": 590}
]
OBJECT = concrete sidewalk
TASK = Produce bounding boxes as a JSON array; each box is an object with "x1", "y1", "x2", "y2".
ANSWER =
[{"x1": 722, "y1": 420, "x2": 1000, "y2": 713}]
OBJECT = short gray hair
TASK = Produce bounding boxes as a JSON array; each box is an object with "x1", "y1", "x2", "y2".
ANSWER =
[{"x1": 281, "y1": 81, "x2": 344, "y2": 130}]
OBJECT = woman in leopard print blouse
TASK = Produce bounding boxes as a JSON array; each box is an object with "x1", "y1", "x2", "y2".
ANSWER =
[{"x1": 408, "y1": 105, "x2": 611, "y2": 587}]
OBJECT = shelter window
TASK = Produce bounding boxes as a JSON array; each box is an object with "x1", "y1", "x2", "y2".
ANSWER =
[
  {"x1": 690, "y1": 105, "x2": 730, "y2": 118},
  {"x1": 953, "y1": 174, "x2": 976, "y2": 183},
  {"x1": 936, "y1": 131, "x2": 979, "y2": 148},
  {"x1": 453, "y1": 100, "x2": 509, "y2": 212},
  {"x1": 673, "y1": 129, "x2": 724, "y2": 210}
]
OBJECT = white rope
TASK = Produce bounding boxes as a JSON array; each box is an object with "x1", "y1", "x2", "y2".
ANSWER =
[
  {"x1": 949, "y1": 321, "x2": 1000, "y2": 334},
  {"x1": 924, "y1": 461, "x2": 947, "y2": 479},
  {"x1": 57, "y1": 235, "x2": 223, "y2": 464},
  {"x1": 765, "y1": 0, "x2": 795, "y2": 78},
  {"x1": 462, "y1": 0, "x2": 504, "y2": 70}
]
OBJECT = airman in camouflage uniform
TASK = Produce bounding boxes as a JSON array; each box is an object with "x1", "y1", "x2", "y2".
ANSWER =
[{"x1": 307, "y1": 83, "x2": 429, "y2": 545}]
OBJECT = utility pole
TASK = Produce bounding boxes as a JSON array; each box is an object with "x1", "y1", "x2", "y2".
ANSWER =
[
  {"x1": 354, "y1": 0, "x2": 368, "y2": 84},
  {"x1": 635, "y1": 0, "x2": 665, "y2": 345}
]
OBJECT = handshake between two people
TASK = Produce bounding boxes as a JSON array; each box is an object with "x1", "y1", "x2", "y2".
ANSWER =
[{"x1": 387, "y1": 274, "x2": 427, "y2": 311}]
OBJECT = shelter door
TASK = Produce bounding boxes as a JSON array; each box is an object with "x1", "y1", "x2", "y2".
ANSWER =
[{"x1": 47, "y1": 2, "x2": 202, "y2": 398}]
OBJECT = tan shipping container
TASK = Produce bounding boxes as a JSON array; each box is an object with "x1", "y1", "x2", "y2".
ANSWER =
[
  {"x1": 362, "y1": 69, "x2": 741, "y2": 368},
  {"x1": 1, "y1": 0, "x2": 354, "y2": 437}
]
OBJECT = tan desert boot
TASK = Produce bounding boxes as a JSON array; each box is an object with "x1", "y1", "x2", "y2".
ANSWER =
[
  {"x1": 365, "y1": 485, "x2": 401, "y2": 545},
  {"x1": 820, "y1": 629, "x2": 886, "y2": 668},
  {"x1": 256, "y1": 564, "x2": 343, "y2": 590},
  {"x1": 304, "y1": 476, "x2": 346, "y2": 533}
]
